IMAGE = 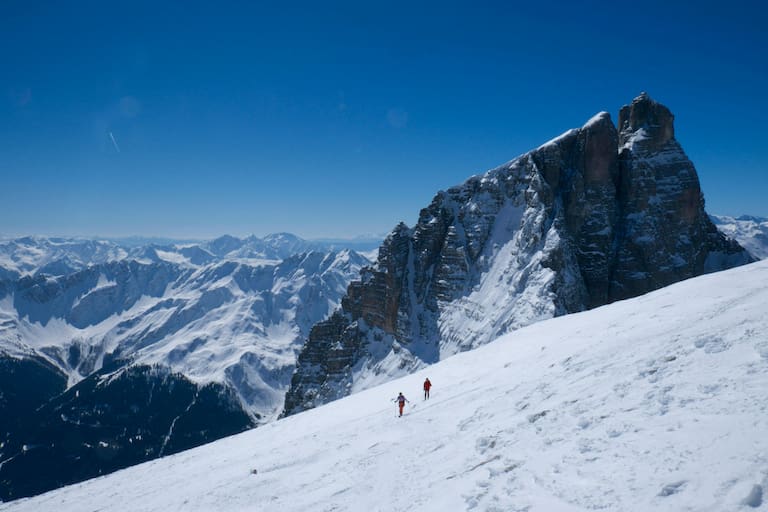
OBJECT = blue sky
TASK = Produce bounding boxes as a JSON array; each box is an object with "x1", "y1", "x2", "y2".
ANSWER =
[{"x1": 1, "y1": 1, "x2": 766, "y2": 239}]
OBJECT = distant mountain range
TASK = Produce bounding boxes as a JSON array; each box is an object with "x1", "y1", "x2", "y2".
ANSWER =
[
  {"x1": 0, "y1": 233, "x2": 382, "y2": 280},
  {"x1": 709, "y1": 215, "x2": 768, "y2": 260},
  {"x1": 0, "y1": 234, "x2": 374, "y2": 500}
]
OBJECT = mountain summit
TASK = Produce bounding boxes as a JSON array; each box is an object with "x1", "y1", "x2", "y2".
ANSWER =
[{"x1": 284, "y1": 94, "x2": 753, "y2": 416}]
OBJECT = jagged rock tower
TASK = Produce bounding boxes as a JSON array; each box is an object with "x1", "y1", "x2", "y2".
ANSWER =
[{"x1": 283, "y1": 93, "x2": 752, "y2": 415}]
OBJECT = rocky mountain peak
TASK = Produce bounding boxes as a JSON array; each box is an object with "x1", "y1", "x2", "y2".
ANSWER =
[
  {"x1": 618, "y1": 92, "x2": 675, "y2": 150},
  {"x1": 283, "y1": 94, "x2": 754, "y2": 418},
  {"x1": 583, "y1": 110, "x2": 612, "y2": 128}
]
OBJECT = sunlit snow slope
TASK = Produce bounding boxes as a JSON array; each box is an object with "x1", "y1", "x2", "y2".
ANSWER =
[{"x1": 3, "y1": 260, "x2": 767, "y2": 511}]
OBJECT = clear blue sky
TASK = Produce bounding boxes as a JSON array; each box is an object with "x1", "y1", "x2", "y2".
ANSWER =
[{"x1": 1, "y1": 1, "x2": 766, "y2": 239}]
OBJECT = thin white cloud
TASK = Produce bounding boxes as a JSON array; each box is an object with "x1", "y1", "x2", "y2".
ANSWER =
[{"x1": 109, "y1": 132, "x2": 121, "y2": 153}]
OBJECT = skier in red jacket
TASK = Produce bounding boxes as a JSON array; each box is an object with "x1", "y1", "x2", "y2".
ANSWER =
[
  {"x1": 423, "y1": 378, "x2": 432, "y2": 400},
  {"x1": 395, "y1": 392, "x2": 409, "y2": 416}
]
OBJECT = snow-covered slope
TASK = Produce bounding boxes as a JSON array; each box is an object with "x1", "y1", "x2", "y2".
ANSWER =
[
  {"x1": 711, "y1": 214, "x2": 768, "y2": 260},
  {"x1": 4, "y1": 259, "x2": 766, "y2": 511}
]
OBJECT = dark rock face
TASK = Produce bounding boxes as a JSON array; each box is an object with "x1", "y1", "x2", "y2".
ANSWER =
[
  {"x1": 612, "y1": 93, "x2": 749, "y2": 300},
  {"x1": 343, "y1": 223, "x2": 412, "y2": 336},
  {"x1": 0, "y1": 363, "x2": 253, "y2": 502},
  {"x1": 283, "y1": 94, "x2": 753, "y2": 416},
  {"x1": 529, "y1": 111, "x2": 621, "y2": 310},
  {"x1": 282, "y1": 312, "x2": 358, "y2": 413}
]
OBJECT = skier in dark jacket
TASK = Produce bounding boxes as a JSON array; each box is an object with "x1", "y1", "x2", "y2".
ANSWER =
[
  {"x1": 423, "y1": 378, "x2": 432, "y2": 400},
  {"x1": 395, "y1": 392, "x2": 409, "y2": 416}
]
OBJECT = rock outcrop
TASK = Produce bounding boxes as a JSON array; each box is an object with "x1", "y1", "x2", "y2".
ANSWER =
[{"x1": 283, "y1": 93, "x2": 753, "y2": 416}]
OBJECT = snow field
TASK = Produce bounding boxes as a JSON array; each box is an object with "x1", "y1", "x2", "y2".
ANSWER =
[{"x1": 2, "y1": 260, "x2": 767, "y2": 511}]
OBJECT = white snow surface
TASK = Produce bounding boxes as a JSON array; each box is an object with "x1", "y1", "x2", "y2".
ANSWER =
[{"x1": 4, "y1": 259, "x2": 767, "y2": 511}]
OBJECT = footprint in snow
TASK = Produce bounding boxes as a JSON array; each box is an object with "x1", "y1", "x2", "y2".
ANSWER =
[
  {"x1": 755, "y1": 341, "x2": 768, "y2": 361},
  {"x1": 658, "y1": 480, "x2": 687, "y2": 497},
  {"x1": 694, "y1": 335, "x2": 731, "y2": 354},
  {"x1": 475, "y1": 435, "x2": 498, "y2": 454},
  {"x1": 742, "y1": 484, "x2": 763, "y2": 508}
]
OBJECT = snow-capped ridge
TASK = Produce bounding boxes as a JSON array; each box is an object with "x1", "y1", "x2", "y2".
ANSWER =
[
  {"x1": 584, "y1": 110, "x2": 611, "y2": 128},
  {"x1": 710, "y1": 214, "x2": 768, "y2": 260},
  {"x1": 0, "y1": 233, "x2": 384, "y2": 279},
  {"x1": 536, "y1": 127, "x2": 579, "y2": 151}
]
